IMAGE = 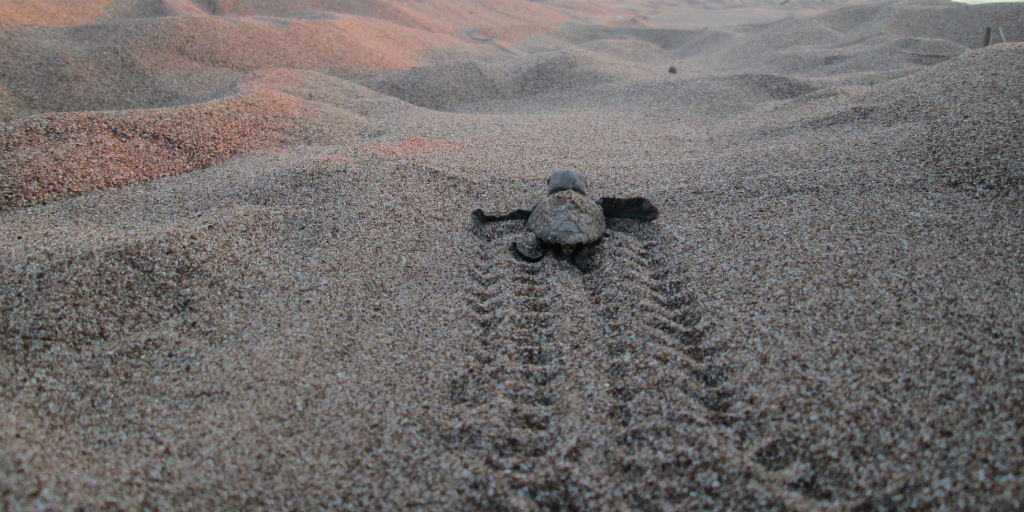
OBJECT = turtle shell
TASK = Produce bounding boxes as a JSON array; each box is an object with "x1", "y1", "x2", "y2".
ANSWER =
[{"x1": 527, "y1": 190, "x2": 606, "y2": 248}]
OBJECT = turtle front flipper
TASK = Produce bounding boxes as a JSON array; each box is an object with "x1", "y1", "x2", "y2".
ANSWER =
[
  {"x1": 597, "y1": 197, "x2": 659, "y2": 222},
  {"x1": 512, "y1": 241, "x2": 547, "y2": 263},
  {"x1": 472, "y1": 208, "x2": 533, "y2": 226}
]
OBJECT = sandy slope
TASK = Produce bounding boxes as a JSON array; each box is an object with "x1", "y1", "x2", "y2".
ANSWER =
[
  {"x1": 1, "y1": 0, "x2": 1023, "y2": 510},
  {"x1": 0, "y1": 0, "x2": 115, "y2": 27}
]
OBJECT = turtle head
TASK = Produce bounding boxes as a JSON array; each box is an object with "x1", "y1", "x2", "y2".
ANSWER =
[{"x1": 547, "y1": 169, "x2": 588, "y2": 196}]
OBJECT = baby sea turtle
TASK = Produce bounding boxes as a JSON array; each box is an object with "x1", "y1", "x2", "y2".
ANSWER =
[{"x1": 472, "y1": 169, "x2": 659, "y2": 272}]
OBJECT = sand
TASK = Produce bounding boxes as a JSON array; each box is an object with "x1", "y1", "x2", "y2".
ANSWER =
[{"x1": 1, "y1": 0, "x2": 1022, "y2": 509}]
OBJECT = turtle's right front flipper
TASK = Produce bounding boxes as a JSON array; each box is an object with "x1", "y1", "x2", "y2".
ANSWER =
[
  {"x1": 472, "y1": 209, "x2": 533, "y2": 226},
  {"x1": 598, "y1": 197, "x2": 659, "y2": 222}
]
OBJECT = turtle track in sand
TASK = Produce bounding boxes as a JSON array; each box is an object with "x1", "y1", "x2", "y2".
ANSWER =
[{"x1": 447, "y1": 218, "x2": 833, "y2": 509}]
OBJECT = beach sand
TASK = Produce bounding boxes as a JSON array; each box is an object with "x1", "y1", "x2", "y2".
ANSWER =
[{"x1": 1, "y1": 0, "x2": 1022, "y2": 509}]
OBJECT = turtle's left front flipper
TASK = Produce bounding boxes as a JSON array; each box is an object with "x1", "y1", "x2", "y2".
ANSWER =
[
  {"x1": 598, "y1": 197, "x2": 659, "y2": 222},
  {"x1": 472, "y1": 209, "x2": 533, "y2": 226}
]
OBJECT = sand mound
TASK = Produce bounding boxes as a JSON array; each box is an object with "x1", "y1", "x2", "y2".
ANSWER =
[
  {"x1": 493, "y1": 46, "x2": 648, "y2": 96},
  {"x1": 364, "y1": 45, "x2": 652, "y2": 111},
  {"x1": 0, "y1": 0, "x2": 114, "y2": 27},
  {"x1": 553, "y1": 23, "x2": 735, "y2": 59},
  {"x1": 94, "y1": 0, "x2": 210, "y2": 21},
  {"x1": 725, "y1": 73, "x2": 820, "y2": 101},
  {"x1": 131, "y1": 14, "x2": 465, "y2": 77},
  {"x1": 97, "y1": 0, "x2": 568, "y2": 28},
  {"x1": 531, "y1": 0, "x2": 611, "y2": 17},
  {"x1": 0, "y1": 13, "x2": 469, "y2": 119},
  {"x1": 683, "y1": 0, "x2": 1024, "y2": 76},
  {"x1": 0, "y1": 20, "x2": 217, "y2": 116},
  {"x1": 879, "y1": 43, "x2": 1024, "y2": 191},
  {"x1": 0, "y1": 67, "x2": 383, "y2": 209},
  {"x1": 361, "y1": 61, "x2": 497, "y2": 111},
  {"x1": 0, "y1": 85, "x2": 299, "y2": 210},
  {"x1": 752, "y1": 42, "x2": 1024, "y2": 193},
  {"x1": 577, "y1": 38, "x2": 676, "y2": 65},
  {"x1": 821, "y1": 0, "x2": 1022, "y2": 47},
  {"x1": 217, "y1": 0, "x2": 449, "y2": 33}
]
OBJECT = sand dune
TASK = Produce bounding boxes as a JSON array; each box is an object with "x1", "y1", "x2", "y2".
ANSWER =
[
  {"x1": 363, "y1": 46, "x2": 657, "y2": 111},
  {"x1": 670, "y1": 1, "x2": 1022, "y2": 76},
  {"x1": 1, "y1": 0, "x2": 1023, "y2": 509},
  {"x1": 0, "y1": 0, "x2": 115, "y2": 27},
  {"x1": 0, "y1": 14, "x2": 472, "y2": 119}
]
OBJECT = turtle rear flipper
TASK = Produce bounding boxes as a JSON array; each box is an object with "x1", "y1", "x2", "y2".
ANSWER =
[
  {"x1": 472, "y1": 208, "x2": 533, "y2": 226},
  {"x1": 571, "y1": 246, "x2": 594, "y2": 273},
  {"x1": 598, "y1": 197, "x2": 659, "y2": 222}
]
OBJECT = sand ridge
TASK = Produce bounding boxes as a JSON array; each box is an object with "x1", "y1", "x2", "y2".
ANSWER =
[{"x1": 1, "y1": 0, "x2": 1023, "y2": 509}]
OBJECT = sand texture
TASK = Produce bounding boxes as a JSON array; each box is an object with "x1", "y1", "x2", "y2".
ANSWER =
[{"x1": 2, "y1": 0, "x2": 1023, "y2": 509}]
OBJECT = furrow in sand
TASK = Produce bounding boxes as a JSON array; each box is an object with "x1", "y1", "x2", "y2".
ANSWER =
[{"x1": 446, "y1": 216, "x2": 843, "y2": 509}]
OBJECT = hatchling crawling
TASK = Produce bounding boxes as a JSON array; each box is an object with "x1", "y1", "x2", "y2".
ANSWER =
[{"x1": 472, "y1": 169, "x2": 659, "y2": 272}]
